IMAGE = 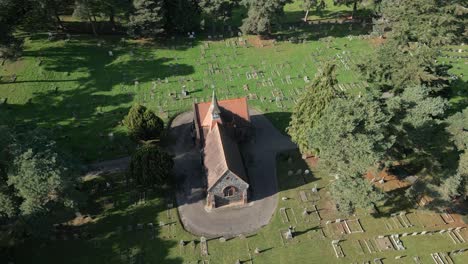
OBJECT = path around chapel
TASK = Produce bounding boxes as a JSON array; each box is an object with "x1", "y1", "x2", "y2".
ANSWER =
[{"x1": 169, "y1": 109, "x2": 296, "y2": 238}]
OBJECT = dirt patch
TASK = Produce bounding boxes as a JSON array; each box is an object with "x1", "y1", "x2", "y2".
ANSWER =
[
  {"x1": 305, "y1": 156, "x2": 319, "y2": 168},
  {"x1": 247, "y1": 36, "x2": 275, "y2": 48},
  {"x1": 368, "y1": 36, "x2": 386, "y2": 47},
  {"x1": 67, "y1": 215, "x2": 94, "y2": 226},
  {"x1": 366, "y1": 169, "x2": 411, "y2": 192}
]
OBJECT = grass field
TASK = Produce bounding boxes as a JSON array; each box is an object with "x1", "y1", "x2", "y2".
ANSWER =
[
  {"x1": 0, "y1": 24, "x2": 374, "y2": 162},
  {"x1": 1, "y1": 0, "x2": 466, "y2": 163},
  {"x1": 12, "y1": 150, "x2": 468, "y2": 263}
]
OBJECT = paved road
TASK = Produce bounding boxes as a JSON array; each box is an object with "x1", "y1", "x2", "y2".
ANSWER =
[{"x1": 169, "y1": 109, "x2": 296, "y2": 238}]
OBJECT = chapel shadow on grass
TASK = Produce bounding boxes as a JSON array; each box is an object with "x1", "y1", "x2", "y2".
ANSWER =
[
  {"x1": 2, "y1": 35, "x2": 195, "y2": 162},
  {"x1": 262, "y1": 111, "x2": 292, "y2": 135},
  {"x1": 276, "y1": 149, "x2": 318, "y2": 193}
]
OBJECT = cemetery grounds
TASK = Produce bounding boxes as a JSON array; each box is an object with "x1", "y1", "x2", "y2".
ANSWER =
[
  {"x1": 1, "y1": 1, "x2": 468, "y2": 263},
  {"x1": 10, "y1": 150, "x2": 468, "y2": 263}
]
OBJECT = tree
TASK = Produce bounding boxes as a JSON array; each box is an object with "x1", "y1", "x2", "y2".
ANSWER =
[
  {"x1": 123, "y1": 104, "x2": 164, "y2": 141},
  {"x1": 127, "y1": 144, "x2": 174, "y2": 187},
  {"x1": 0, "y1": 126, "x2": 15, "y2": 218},
  {"x1": 440, "y1": 174, "x2": 463, "y2": 199},
  {"x1": 359, "y1": 40, "x2": 449, "y2": 93},
  {"x1": 128, "y1": 0, "x2": 166, "y2": 38},
  {"x1": 287, "y1": 63, "x2": 342, "y2": 154},
  {"x1": 374, "y1": 0, "x2": 464, "y2": 47},
  {"x1": 310, "y1": 93, "x2": 394, "y2": 176},
  {"x1": 240, "y1": 0, "x2": 291, "y2": 35},
  {"x1": 199, "y1": 0, "x2": 237, "y2": 34},
  {"x1": 445, "y1": 107, "x2": 468, "y2": 199},
  {"x1": 301, "y1": 0, "x2": 317, "y2": 22},
  {"x1": 446, "y1": 107, "x2": 468, "y2": 152},
  {"x1": 164, "y1": 0, "x2": 200, "y2": 33},
  {"x1": 0, "y1": 128, "x2": 83, "y2": 238},
  {"x1": 331, "y1": 176, "x2": 385, "y2": 214},
  {"x1": 0, "y1": 0, "x2": 27, "y2": 55},
  {"x1": 385, "y1": 85, "x2": 448, "y2": 175},
  {"x1": 73, "y1": 0, "x2": 102, "y2": 36},
  {"x1": 333, "y1": 0, "x2": 363, "y2": 17}
]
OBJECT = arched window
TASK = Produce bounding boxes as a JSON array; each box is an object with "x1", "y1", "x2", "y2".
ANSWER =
[{"x1": 223, "y1": 186, "x2": 238, "y2": 197}]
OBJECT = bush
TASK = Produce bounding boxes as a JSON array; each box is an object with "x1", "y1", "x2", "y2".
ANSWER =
[
  {"x1": 128, "y1": 144, "x2": 173, "y2": 187},
  {"x1": 123, "y1": 104, "x2": 164, "y2": 141}
]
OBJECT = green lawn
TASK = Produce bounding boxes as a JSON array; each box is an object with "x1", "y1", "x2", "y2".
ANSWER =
[
  {"x1": 12, "y1": 150, "x2": 468, "y2": 263},
  {"x1": 0, "y1": 26, "x2": 373, "y2": 162}
]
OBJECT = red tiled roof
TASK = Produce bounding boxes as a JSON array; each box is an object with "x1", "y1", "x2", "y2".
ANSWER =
[
  {"x1": 194, "y1": 97, "x2": 250, "y2": 130},
  {"x1": 204, "y1": 123, "x2": 248, "y2": 191}
]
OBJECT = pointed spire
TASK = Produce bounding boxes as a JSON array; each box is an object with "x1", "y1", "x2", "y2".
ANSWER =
[{"x1": 210, "y1": 90, "x2": 221, "y2": 116}]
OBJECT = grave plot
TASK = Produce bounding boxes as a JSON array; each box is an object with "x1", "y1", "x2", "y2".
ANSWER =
[
  {"x1": 440, "y1": 210, "x2": 456, "y2": 224},
  {"x1": 331, "y1": 240, "x2": 345, "y2": 258},
  {"x1": 301, "y1": 204, "x2": 321, "y2": 224},
  {"x1": 279, "y1": 207, "x2": 298, "y2": 224},
  {"x1": 327, "y1": 220, "x2": 348, "y2": 236},
  {"x1": 415, "y1": 213, "x2": 447, "y2": 228},
  {"x1": 456, "y1": 227, "x2": 468, "y2": 241},
  {"x1": 297, "y1": 189, "x2": 320, "y2": 203},
  {"x1": 343, "y1": 219, "x2": 365, "y2": 234},
  {"x1": 446, "y1": 228, "x2": 465, "y2": 244},
  {"x1": 358, "y1": 239, "x2": 378, "y2": 254},
  {"x1": 430, "y1": 252, "x2": 454, "y2": 264},
  {"x1": 374, "y1": 236, "x2": 395, "y2": 252},
  {"x1": 159, "y1": 223, "x2": 177, "y2": 239}
]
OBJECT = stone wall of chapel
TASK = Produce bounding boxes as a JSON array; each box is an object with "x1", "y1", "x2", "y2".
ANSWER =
[{"x1": 211, "y1": 171, "x2": 248, "y2": 206}]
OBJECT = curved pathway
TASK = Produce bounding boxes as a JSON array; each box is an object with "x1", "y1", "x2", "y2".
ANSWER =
[{"x1": 169, "y1": 109, "x2": 296, "y2": 238}]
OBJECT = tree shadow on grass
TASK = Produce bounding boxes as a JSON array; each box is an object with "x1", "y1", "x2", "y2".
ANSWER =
[
  {"x1": 13, "y1": 174, "x2": 184, "y2": 264},
  {"x1": 1, "y1": 35, "x2": 195, "y2": 162}
]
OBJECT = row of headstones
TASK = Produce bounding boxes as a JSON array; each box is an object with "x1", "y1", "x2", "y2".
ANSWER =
[
  {"x1": 117, "y1": 221, "x2": 173, "y2": 233},
  {"x1": 287, "y1": 169, "x2": 311, "y2": 176},
  {"x1": 384, "y1": 226, "x2": 465, "y2": 238}
]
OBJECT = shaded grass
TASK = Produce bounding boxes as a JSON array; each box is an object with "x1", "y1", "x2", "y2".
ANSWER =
[{"x1": 11, "y1": 151, "x2": 468, "y2": 263}]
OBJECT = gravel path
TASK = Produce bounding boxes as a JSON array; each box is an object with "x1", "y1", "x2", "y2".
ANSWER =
[{"x1": 169, "y1": 109, "x2": 296, "y2": 238}]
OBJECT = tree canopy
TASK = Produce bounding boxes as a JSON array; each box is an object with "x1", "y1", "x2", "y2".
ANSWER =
[
  {"x1": 288, "y1": 63, "x2": 342, "y2": 154},
  {"x1": 331, "y1": 176, "x2": 385, "y2": 214},
  {"x1": 0, "y1": 129, "x2": 82, "y2": 230},
  {"x1": 127, "y1": 144, "x2": 174, "y2": 187},
  {"x1": 240, "y1": 0, "x2": 291, "y2": 35},
  {"x1": 127, "y1": 0, "x2": 166, "y2": 38},
  {"x1": 310, "y1": 93, "x2": 394, "y2": 176},
  {"x1": 123, "y1": 104, "x2": 165, "y2": 141}
]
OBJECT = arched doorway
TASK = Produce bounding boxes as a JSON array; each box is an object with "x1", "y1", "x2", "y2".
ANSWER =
[{"x1": 223, "y1": 186, "x2": 238, "y2": 198}]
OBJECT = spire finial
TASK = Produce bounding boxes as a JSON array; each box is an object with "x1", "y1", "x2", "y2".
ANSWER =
[{"x1": 210, "y1": 90, "x2": 221, "y2": 116}]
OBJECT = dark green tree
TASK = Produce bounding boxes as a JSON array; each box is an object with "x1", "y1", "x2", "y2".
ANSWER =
[
  {"x1": 0, "y1": 0, "x2": 27, "y2": 55},
  {"x1": 333, "y1": 0, "x2": 364, "y2": 17},
  {"x1": 0, "y1": 128, "x2": 83, "y2": 238},
  {"x1": 331, "y1": 176, "x2": 385, "y2": 214},
  {"x1": 386, "y1": 85, "x2": 448, "y2": 175},
  {"x1": 445, "y1": 107, "x2": 468, "y2": 199},
  {"x1": 240, "y1": 0, "x2": 291, "y2": 35},
  {"x1": 359, "y1": 40, "x2": 449, "y2": 93},
  {"x1": 199, "y1": 0, "x2": 237, "y2": 34},
  {"x1": 128, "y1": 144, "x2": 174, "y2": 187},
  {"x1": 374, "y1": 0, "x2": 465, "y2": 47},
  {"x1": 73, "y1": 0, "x2": 102, "y2": 35},
  {"x1": 164, "y1": 0, "x2": 200, "y2": 33},
  {"x1": 128, "y1": 0, "x2": 166, "y2": 38},
  {"x1": 287, "y1": 63, "x2": 342, "y2": 154},
  {"x1": 123, "y1": 104, "x2": 164, "y2": 141},
  {"x1": 310, "y1": 93, "x2": 394, "y2": 176}
]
